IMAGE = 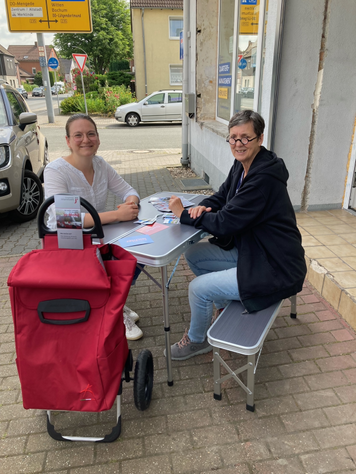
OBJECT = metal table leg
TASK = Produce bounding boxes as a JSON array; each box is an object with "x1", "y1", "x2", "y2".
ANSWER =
[{"x1": 161, "y1": 266, "x2": 173, "y2": 386}]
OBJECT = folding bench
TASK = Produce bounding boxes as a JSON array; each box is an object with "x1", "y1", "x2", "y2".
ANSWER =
[{"x1": 207, "y1": 295, "x2": 297, "y2": 412}]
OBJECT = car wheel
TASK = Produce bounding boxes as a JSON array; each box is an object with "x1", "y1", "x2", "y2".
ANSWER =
[
  {"x1": 10, "y1": 170, "x2": 44, "y2": 223},
  {"x1": 126, "y1": 113, "x2": 140, "y2": 127}
]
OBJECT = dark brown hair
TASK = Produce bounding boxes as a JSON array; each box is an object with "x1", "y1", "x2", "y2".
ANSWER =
[{"x1": 65, "y1": 114, "x2": 98, "y2": 137}]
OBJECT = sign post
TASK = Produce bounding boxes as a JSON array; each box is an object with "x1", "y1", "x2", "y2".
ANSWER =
[
  {"x1": 73, "y1": 54, "x2": 88, "y2": 115},
  {"x1": 37, "y1": 33, "x2": 55, "y2": 123},
  {"x1": 48, "y1": 57, "x2": 60, "y2": 113}
]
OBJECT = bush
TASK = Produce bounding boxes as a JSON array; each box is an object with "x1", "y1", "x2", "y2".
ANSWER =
[
  {"x1": 33, "y1": 72, "x2": 43, "y2": 86},
  {"x1": 60, "y1": 96, "x2": 83, "y2": 114},
  {"x1": 23, "y1": 84, "x2": 37, "y2": 92},
  {"x1": 107, "y1": 71, "x2": 132, "y2": 88},
  {"x1": 110, "y1": 59, "x2": 130, "y2": 71}
]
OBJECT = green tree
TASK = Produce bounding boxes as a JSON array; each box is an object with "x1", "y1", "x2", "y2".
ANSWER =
[
  {"x1": 53, "y1": 0, "x2": 132, "y2": 74},
  {"x1": 33, "y1": 72, "x2": 43, "y2": 86}
]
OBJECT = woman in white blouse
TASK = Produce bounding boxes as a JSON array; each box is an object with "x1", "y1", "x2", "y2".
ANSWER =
[{"x1": 44, "y1": 114, "x2": 143, "y2": 340}]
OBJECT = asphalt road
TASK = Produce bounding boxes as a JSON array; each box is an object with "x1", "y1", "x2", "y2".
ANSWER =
[{"x1": 28, "y1": 96, "x2": 182, "y2": 152}]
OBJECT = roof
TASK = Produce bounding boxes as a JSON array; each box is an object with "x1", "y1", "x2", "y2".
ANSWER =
[
  {"x1": 0, "y1": 44, "x2": 15, "y2": 57},
  {"x1": 18, "y1": 68, "x2": 32, "y2": 78},
  {"x1": 8, "y1": 43, "x2": 53, "y2": 61},
  {"x1": 131, "y1": 0, "x2": 183, "y2": 8}
]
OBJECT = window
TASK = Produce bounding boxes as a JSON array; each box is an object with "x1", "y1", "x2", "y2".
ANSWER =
[
  {"x1": 217, "y1": 0, "x2": 262, "y2": 122},
  {"x1": 169, "y1": 17, "x2": 183, "y2": 39},
  {"x1": 32, "y1": 68, "x2": 36, "y2": 74},
  {"x1": 147, "y1": 93, "x2": 165, "y2": 105},
  {"x1": 170, "y1": 65, "x2": 182, "y2": 86},
  {"x1": 168, "y1": 93, "x2": 182, "y2": 103},
  {"x1": 6, "y1": 91, "x2": 26, "y2": 124}
]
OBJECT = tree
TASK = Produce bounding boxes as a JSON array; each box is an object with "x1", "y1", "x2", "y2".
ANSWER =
[
  {"x1": 53, "y1": 0, "x2": 132, "y2": 74},
  {"x1": 33, "y1": 72, "x2": 43, "y2": 86}
]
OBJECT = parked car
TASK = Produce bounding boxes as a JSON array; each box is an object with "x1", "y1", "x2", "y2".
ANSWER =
[
  {"x1": 0, "y1": 80, "x2": 48, "y2": 222},
  {"x1": 32, "y1": 87, "x2": 44, "y2": 97},
  {"x1": 115, "y1": 90, "x2": 182, "y2": 127},
  {"x1": 16, "y1": 88, "x2": 28, "y2": 99},
  {"x1": 51, "y1": 86, "x2": 59, "y2": 95}
]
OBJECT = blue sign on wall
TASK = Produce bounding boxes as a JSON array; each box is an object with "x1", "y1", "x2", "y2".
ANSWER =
[
  {"x1": 219, "y1": 62, "x2": 231, "y2": 74},
  {"x1": 238, "y1": 58, "x2": 247, "y2": 70},
  {"x1": 48, "y1": 57, "x2": 59, "y2": 69},
  {"x1": 218, "y1": 76, "x2": 232, "y2": 87},
  {"x1": 241, "y1": 0, "x2": 257, "y2": 5}
]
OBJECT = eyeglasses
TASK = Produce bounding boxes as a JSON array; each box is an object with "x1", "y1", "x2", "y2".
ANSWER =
[
  {"x1": 226, "y1": 136, "x2": 258, "y2": 146},
  {"x1": 70, "y1": 131, "x2": 98, "y2": 141}
]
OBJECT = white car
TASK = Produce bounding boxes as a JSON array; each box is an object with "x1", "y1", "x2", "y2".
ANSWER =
[{"x1": 115, "y1": 90, "x2": 182, "y2": 127}]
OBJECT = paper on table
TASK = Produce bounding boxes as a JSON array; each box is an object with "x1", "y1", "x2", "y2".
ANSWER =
[
  {"x1": 149, "y1": 196, "x2": 194, "y2": 213},
  {"x1": 136, "y1": 222, "x2": 168, "y2": 235},
  {"x1": 119, "y1": 235, "x2": 154, "y2": 248}
]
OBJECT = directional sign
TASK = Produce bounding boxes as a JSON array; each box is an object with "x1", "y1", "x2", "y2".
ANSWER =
[
  {"x1": 4, "y1": 0, "x2": 93, "y2": 33},
  {"x1": 239, "y1": 0, "x2": 260, "y2": 35},
  {"x1": 48, "y1": 57, "x2": 59, "y2": 70},
  {"x1": 73, "y1": 54, "x2": 87, "y2": 72}
]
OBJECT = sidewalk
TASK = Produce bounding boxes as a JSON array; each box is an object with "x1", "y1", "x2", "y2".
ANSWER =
[{"x1": 1, "y1": 133, "x2": 356, "y2": 472}]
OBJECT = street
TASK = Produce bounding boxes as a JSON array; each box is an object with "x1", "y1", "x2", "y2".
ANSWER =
[{"x1": 28, "y1": 96, "x2": 182, "y2": 152}]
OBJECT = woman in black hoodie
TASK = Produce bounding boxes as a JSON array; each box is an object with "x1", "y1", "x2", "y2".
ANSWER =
[{"x1": 168, "y1": 110, "x2": 306, "y2": 361}]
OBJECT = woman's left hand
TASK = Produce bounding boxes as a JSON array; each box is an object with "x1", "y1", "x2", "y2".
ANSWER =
[{"x1": 169, "y1": 195, "x2": 184, "y2": 218}]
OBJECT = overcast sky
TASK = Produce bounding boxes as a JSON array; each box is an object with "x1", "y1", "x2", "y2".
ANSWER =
[{"x1": 0, "y1": 0, "x2": 55, "y2": 50}]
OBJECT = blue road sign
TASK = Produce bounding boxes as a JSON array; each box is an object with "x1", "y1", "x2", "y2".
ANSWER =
[
  {"x1": 238, "y1": 58, "x2": 247, "y2": 70},
  {"x1": 48, "y1": 57, "x2": 59, "y2": 70}
]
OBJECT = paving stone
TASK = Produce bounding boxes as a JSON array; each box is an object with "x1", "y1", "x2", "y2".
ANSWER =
[
  {"x1": 267, "y1": 431, "x2": 319, "y2": 456},
  {"x1": 313, "y1": 424, "x2": 356, "y2": 449},
  {"x1": 293, "y1": 388, "x2": 341, "y2": 410},
  {"x1": 252, "y1": 456, "x2": 306, "y2": 473},
  {"x1": 301, "y1": 448, "x2": 356, "y2": 473}
]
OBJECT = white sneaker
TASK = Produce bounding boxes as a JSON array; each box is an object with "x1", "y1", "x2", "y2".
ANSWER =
[
  {"x1": 124, "y1": 313, "x2": 143, "y2": 340},
  {"x1": 123, "y1": 305, "x2": 139, "y2": 323}
]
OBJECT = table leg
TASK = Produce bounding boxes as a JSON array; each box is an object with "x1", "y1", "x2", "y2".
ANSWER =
[{"x1": 161, "y1": 266, "x2": 173, "y2": 386}]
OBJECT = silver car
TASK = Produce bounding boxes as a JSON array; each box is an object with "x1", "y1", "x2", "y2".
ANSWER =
[
  {"x1": 0, "y1": 81, "x2": 48, "y2": 222},
  {"x1": 115, "y1": 90, "x2": 182, "y2": 127}
]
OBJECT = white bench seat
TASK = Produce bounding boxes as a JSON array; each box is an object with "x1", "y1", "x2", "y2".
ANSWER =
[{"x1": 207, "y1": 295, "x2": 297, "y2": 411}]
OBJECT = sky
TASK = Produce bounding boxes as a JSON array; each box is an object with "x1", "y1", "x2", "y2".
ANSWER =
[{"x1": 0, "y1": 0, "x2": 55, "y2": 50}]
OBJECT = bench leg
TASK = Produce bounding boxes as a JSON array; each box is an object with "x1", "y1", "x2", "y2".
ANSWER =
[
  {"x1": 246, "y1": 354, "x2": 256, "y2": 412},
  {"x1": 290, "y1": 294, "x2": 297, "y2": 319},
  {"x1": 213, "y1": 347, "x2": 222, "y2": 401}
]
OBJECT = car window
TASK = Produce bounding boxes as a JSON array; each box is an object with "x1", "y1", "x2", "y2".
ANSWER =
[
  {"x1": 147, "y1": 93, "x2": 165, "y2": 105},
  {"x1": 0, "y1": 95, "x2": 8, "y2": 126},
  {"x1": 168, "y1": 93, "x2": 182, "y2": 103},
  {"x1": 6, "y1": 91, "x2": 27, "y2": 124}
]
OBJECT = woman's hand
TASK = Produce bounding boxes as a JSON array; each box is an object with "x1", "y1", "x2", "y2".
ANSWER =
[
  {"x1": 188, "y1": 205, "x2": 212, "y2": 219},
  {"x1": 169, "y1": 195, "x2": 185, "y2": 218},
  {"x1": 116, "y1": 201, "x2": 139, "y2": 221}
]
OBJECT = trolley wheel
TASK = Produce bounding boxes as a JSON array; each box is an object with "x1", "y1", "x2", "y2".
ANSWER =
[
  {"x1": 124, "y1": 350, "x2": 133, "y2": 383},
  {"x1": 134, "y1": 349, "x2": 153, "y2": 411}
]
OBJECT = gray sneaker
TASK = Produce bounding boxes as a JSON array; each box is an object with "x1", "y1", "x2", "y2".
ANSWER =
[{"x1": 168, "y1": 329, "x2": 212, "y2": 361}]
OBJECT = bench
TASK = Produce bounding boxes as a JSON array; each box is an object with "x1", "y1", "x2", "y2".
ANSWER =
[{"x1": 207, "y1": 295, "x2": 297, "y2": 412}]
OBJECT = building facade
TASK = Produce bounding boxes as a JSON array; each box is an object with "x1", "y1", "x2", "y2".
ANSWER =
[
  {"x1": 0, "y1": 45, "x2": 20, "y2": 88},
  {"x1": 183, "y1": 0, "x2": 356, "y2": 212},
  {"x1": 131, "y1": 0, "x2": 183, "y2": 100}
]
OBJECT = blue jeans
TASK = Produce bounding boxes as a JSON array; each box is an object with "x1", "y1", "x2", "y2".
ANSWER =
[{"x1": 184, "y1": 242, "x2": 240, "y2": 343}]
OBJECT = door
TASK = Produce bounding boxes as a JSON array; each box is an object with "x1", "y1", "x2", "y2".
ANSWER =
[
  {"x1": 166, "y1": 92, "x2": 182, "y2": 121},
  {"x1": 141, "y1": 92, "x2": 166, "y2": 121}
]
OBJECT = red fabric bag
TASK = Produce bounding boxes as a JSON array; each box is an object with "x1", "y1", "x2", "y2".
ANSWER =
[{"x1": 7, "y1": 235, "x2": 137, "y2": 412}]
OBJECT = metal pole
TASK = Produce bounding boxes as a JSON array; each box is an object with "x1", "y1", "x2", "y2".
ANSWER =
[
  {"x1": 55, "y1": 70, "x2": 60, "y2": 113},
  {"x1": 80, "y1": 71, "x2": 88, "y2": 115},
  {"x1": 181, "y1": 0, "x2": 190, "y2": 166},
  {"x1": 36, "y1": 33, "x2": 55, "y2": 123},
  {"x1": 141, "y1": 8, "x2": 148, "y2": 96}
]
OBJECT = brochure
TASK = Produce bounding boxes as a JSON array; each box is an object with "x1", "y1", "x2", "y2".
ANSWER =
[
  {"x1": 136, "y1": 222, "x2": 168, "y2": 235},
  {"x1": 54, "y1": 195, "x2": 83, "y2": 249},
  {"x1": 148, "y1": 196, "x2": 195, "y2": 213},
  {"x1": 119, "y1": 235, "x2": 154, "y2": 248}
]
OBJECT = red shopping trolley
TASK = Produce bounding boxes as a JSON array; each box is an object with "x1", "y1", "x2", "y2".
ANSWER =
[{"x1": 7, "y1": 196, "x2": 153, "y2": 442}]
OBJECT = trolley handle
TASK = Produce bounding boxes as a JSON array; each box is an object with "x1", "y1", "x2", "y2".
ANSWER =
[
  {"x1": 37, "y1": 195, "x2": 104, "y2": 239},
  {"x1": 38, "y1": 299, "x2": 90, "y2": 325}
]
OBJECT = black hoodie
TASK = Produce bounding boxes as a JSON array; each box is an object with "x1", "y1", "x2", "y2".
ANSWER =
[{"x1": 180, "y1": 146, "x2": 306, "y2": 312}]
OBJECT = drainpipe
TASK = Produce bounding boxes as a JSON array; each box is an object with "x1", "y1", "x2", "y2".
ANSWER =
[
  {"x1": 181, "y1": 0, "x2": 190, "y2": 166},
  {"x1": 141, "y1": 8, "x2": 148, "y2": 96}
]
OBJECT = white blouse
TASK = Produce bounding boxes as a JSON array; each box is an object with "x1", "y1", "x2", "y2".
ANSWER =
[{"x1": 44, "y1": 156, "x2": 140, "y2": 229}]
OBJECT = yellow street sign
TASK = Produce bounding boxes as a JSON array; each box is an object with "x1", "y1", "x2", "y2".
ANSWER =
[
  {"x1": 5, "y1": 0, "x2": 93, "y2": 33},
  {"x1": 239, "y1": 0, "x2": 260, "y2": 36}
]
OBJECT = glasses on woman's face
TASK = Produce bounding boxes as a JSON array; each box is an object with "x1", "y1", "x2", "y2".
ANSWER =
[
  {"x1": 226, "y1": 136, "x2": 258, "y2": 146},
  {"x1": 71, "y1": 131, "x2": 98, "y2": 141}
]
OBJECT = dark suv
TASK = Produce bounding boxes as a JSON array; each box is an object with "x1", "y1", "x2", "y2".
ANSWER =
[{"x1": 0, "y1": 81, "x2": 48, "y2": 222}]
